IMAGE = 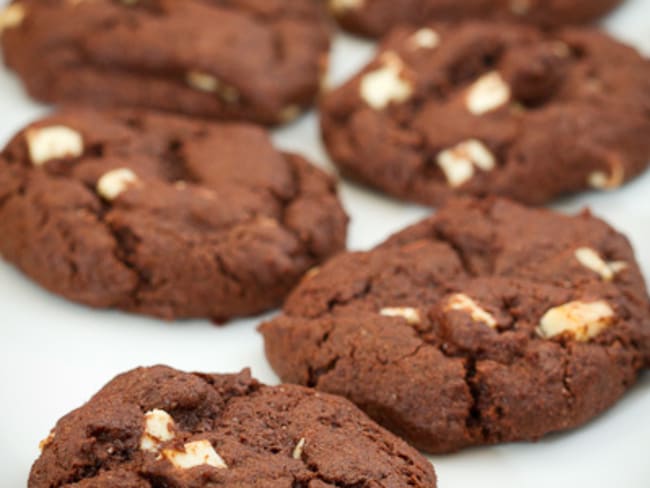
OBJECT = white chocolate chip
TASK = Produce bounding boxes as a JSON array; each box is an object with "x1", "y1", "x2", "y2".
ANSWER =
[
  {"x1": 538, "y1": 300, "x2": 615, "y2": 341},
  {"x1": 39, "y1": 430, "x2": 55, "y2": 452},
  {"x1": 446, "y1": 294, "x2": 497, "y2": 328},
  {"x1": 280, "y1": 105, "x2": 301, "y2": 123},
  {"x1": 510, "y1": 0, "x2": 531, "y2": 15},
  {"x1": 588, "y1": 159, "x2": 624, "y2": 190},
  {"x1": 2, "y1": 2, "x2": 25, "y2": 21},
  {"x1": 187, "y1": 71, "x2": 219, "y2": 93},
  {"x1": 551, "y1": 41, "x2": 571, "y2": 58},
  {"x1": 97, "y1": 168, "x2": 138, "y2": 201},
  {"x1": 0, "y1": 3, "x2": 25, "y2": 32},
  {"x1": 25, "y1": 125, "x2": 84, "y2": 166},
  {"x1": 219, "y1": 84, "x2": 240, "y2": 103},
  {"x1": 329, "y1": 0, "x2": 364, "y2": 13},
  {"x1": 292, "y1": 438, "x2": 306, "y2": 459},
  {"x1": 437, "y1": 139, "x2": 496, "y2": 187},
  {"x1": 140, "y1": 409, "x2": 176, "y2": 453},
  {"x1": 574, "y1": 247, "x2": 627, "y2": 281},
  {"x1": 162, "y1": 440, "x2": 228, "y2": 470},
  {"x1": 360, "y1": 51, "x2": 413, "y2": 110},
  {"x1": 409, "y1": 28, "x2": 440, "y2": 50},
  {"x1": 186, "y1": 71, "x2": 240, "y2": 103},
  {"x1": 466, "y1": 71, "x2": 511, "y2": 115},
  {"x1": 380, "y1": 307, "x2": 421, "y2": 324},
  {"x1": 304, "y1": 266, "x2": 321, "y2": 280}
]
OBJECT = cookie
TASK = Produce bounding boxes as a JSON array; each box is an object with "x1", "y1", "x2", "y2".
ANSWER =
[
  {"x1": 329, "y1": 0, "x2": 623, "y2": 38},
  {"x1": 0, "y1": 108, "x2": 347, "y2": 320},
  {"x1": 261, "y1": 198, "x2": 650, "y2": 453},
  {"x1": 29, "y1": 365, "x2": 437, "y2": 488},
  {"x1": 0, "y1": 0, "x2": 330, "y2": 126},
  {"x1": 320, "y1": 22, "x2": 650, "y2": 206}
]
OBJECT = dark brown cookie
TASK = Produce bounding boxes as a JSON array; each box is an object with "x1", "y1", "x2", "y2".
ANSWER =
[
  {"x1": 0, "y1": 0, "x2": 330, "y2": 126},
  {"x1": 261, "y1": 198, "x2": 650, "y2": 453},
  {"x1": 0, "y1": 108, "x2": 347, "y2": 320},
  {"x1": 329, "y1": 0, "x2": 623, "y2": 38},
  {"x1": 29, "y1": 365, "x2": 437, "y2": 488},
  {"x1": 321, "y1": 22, "x2": 650, "y2": 206}
]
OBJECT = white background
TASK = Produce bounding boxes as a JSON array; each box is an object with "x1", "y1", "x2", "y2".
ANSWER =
[{"x1": 1, "y1": 1, "x2": 649, "y2": 486}]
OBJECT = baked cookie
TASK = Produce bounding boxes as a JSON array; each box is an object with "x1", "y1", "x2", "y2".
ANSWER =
[
  {"x1": 329, "y1": 0, "x2": 623, "y2": 38},
  {"x1": 29, "y1": 365, "x2": 437, "y2": 488},
  {"x1": 321, "y1": 22, "x2": 650, "y2": 206},
  {"x1": 0, "y1": 109, "x2": 347, "y2": 320},
  {"x1": 0, "y1": 0, "x2": 330, "y2": 126},
  {"x1": 261, "y1": 198, "x2": 650, "y2": 453}
]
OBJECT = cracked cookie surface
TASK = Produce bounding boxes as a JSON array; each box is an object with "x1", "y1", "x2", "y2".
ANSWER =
[
  {"x1": 0, "y1": 108, "x2": 347, "y2": 320},
  {"x1": 329, "y1": 0, "x2": 623, "y2": 38},
  {"x1": 29, "y1": 365, "x2": 437, "y2": 487},
  {"x1": 1, "y1": 0, "x2": 330, "y2": 125},
  {"x1": 261, "y1": 198, "x2": 650, "y2": 453},
  {"x1": 321, "y1": 22, "x2": 650, "y2": 206}
]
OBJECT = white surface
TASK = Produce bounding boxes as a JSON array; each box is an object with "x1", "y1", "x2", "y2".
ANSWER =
[{"x1": 1, "y1": 1, "x2": 650, "y2": 486}]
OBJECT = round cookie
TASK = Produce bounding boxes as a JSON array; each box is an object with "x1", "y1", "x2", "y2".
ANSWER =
[
  {"x1": 29, "y1": 365, "x2": 437, "y2": 488},
  {"x1": 328, "y1": 0, "x2": 623, "y2": 38},
  {"x1": 321, "y1": 22, "x2": 650, "y2": 206},
  {"x1": 261, "y1": 198, "x2": 650, "y2": 453},
  {"x1": 0, "y1": 109, "x2": 347, "y2": 320},
  {"x1": 0, "y1": 0, "x2": 331, "y2": 126}
]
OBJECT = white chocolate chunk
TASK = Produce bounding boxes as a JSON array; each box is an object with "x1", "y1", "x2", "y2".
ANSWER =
[
  {"x1": 280, "y1": 105, "x2": 301, "y2": 123},
  {"x1": 97, "y1": 168, "x2": 138, "y2": 201},
  {"x1": 574, "y1": 247, "x2": 627, "y2": 281},
  {"x1": 292, "y1": 438, "x2": 306, "y2": 459},
  {"x1": 26, "y1": 125, "x2": 83, "y2": 166},
  {"x1": 466, "y1": 71, "x2": 511, "y2": 115},
  {"x1": 538, "y1": 300, "x2": 615, "y2": 341},
  {"x1": 588, "y1": 160, "x2": 624, "y2": 190},
  {"x1": 409, "y1": 28, "x2": 440, "y2": 50},
  {"x1": 510, "y1": 0, "x2": 531, "y2": 15},
  {"x1": 360, "y1": 51, "x2": 413, "y2": 110},
  {"x1": 446, "y1": 294, "x2": 497, "y2": 328},
  {"x1": 187, "y1": 71, "x2": 219, "y2": 93},
  {"x1": 380, "y1": 307, "x2": 421, "y2": 324},
  {"x1": 140, "y1": 409, "x2": 176, "y2": 453},
  {"x1": 219, "y1": 84, "x2": 240, "y2": 103},
  {"x1": 437, "y1": 139, "x2": 495, "y2": 187},
  {"x1": 551, "y1": 41, "x2": 571, "y2": 58},
  {"x1": 163, "y1": 440, "x2": 228, "y2": 470},
  {"x1": 39, "y1": 430, "x2": 55, "y2": 452},
  {"x1": 329, "y1": 0, "x2": 364, "y2": 13},
  {"x1": 0, "y1": 3, "x2": 25, "y2": 32}
]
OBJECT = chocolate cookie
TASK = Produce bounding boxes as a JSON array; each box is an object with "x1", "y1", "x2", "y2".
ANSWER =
[
  {"x1": 29, "y1": 365, "x2": 437, "y2": 487},
  {"x1": 0, "y1": 109, "x2": 347, "y2": 320},
  {"x1": 329, "y1": 0, "x2": 623, "y2": 38},
  {"x1": 0, "y1": 0, "x2": 330, "y2": 125},
  {"x1": 321, "y1": 22, "x2": 650, "y2": 206},
  {"x1": 261, "y1": 198, "x2": 650, "y2": 453}
]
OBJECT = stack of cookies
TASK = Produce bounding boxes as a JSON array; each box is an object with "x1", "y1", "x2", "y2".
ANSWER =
[{"x1": 0, "y1": 0, "x2": 648, "y2": 486}]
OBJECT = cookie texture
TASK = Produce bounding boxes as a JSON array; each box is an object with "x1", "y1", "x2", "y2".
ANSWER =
[
  {"x1": 329, "y1": 0, "x2": 623, "y2": 38},
  {"x1": 0, "y1": 109, "x2": 347, "y2": 320},
  {"x1": 321, "y1": 22, "x2": 650, "y2": 206},
  {"x1": 0, "y1": 0, "x2": 330, "y2": 125},
  {"x1": 261, "y1": 198, "x2": 650, "y2": 453},
  {"x1": 29, "y1": 365, "x2": 437, "y2": 488}
]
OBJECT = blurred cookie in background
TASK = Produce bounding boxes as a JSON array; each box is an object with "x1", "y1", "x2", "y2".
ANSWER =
[
  {"x1": 329, "y1": 0, "x2": 624, "y2": 38},
  {"x1": 0, "y1": 0, "x2": 331, "y2": 125},
  {"x1": 320, "y1": 22, "x2": 650, "y2": 206}
]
